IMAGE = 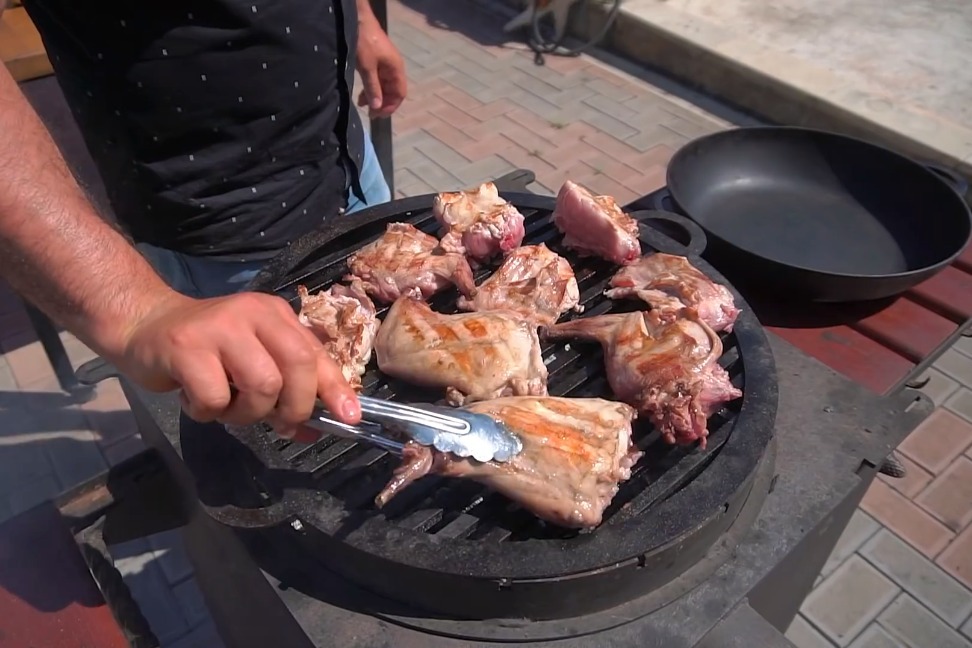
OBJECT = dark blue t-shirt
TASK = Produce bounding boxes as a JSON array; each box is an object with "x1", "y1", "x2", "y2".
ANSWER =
[{"x1": 22, "y1": 0, "x2": 367, "y2": 260}]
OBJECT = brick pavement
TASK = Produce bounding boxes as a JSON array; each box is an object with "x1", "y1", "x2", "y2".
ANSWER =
[{"x1": 0, "y1": 0, "x2": 969, "y2": 646}]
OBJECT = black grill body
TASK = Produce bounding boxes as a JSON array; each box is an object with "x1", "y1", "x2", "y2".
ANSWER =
[{"x1": 211, "y1": 192, "x2": 779, "y2": 621}]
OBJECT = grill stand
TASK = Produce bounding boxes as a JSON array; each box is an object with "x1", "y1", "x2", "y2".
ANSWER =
[{"x1": 96, "y1": 331, "x2": 929, "y2": 647}]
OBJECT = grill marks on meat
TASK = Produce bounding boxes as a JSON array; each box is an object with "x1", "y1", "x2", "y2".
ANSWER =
[
  {"x1": 542, "y1": 309, "x2": 741, "y2": 449},
  {"x1": 297, "y1": 280, "x2": 379, "y2": 390},
  {"x1": 375, "y1": 396, "x2": 642, "y2": 529},
  {"x1": 552, "y1": 180, "x2": 641, "y2": 266},
  {"x1": 456, "y1": 243, "x2": 583, "y2": 327},
  {"x1": 433, "y1": 182, "x2": 526, "y2": 264},
  {"x1": 373, "y1": 296, "x2": 548, "y2": 405},
  {"x1": 606, "y1": 253, "x2": 740, "y2": 333},
  {"x1": 345, "y1": 223, "x2": 477, "y2": 303}
]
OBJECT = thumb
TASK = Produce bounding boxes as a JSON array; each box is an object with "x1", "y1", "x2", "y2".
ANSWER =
[{"x1": 361, "y1": 69, "x2": 383, "y2": 111}]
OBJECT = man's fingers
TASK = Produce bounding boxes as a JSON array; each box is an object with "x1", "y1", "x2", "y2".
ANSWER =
[
  {"x1": 255, "y1": 319, "x2": 321, "y2": 427},
  {"x1": 171, "y1": 352, "x2": 233, "y2": 422},
  {"x1": 360, "y1": 69, "x2": 383, "y2": 113},
  {"x1": 218, "y1": 338, "x2": 285, "y2": 426}
]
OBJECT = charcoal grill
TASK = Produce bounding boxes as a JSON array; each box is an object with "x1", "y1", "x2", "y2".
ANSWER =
[{"x1": 192, "y1": 191, "x2": 779, "y2": 623}]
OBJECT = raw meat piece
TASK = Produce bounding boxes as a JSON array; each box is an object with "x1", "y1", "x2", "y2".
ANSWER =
[
  {"x1": 542, "y1": 309, "x2": 742, "y2": 449},
  {"x1": 297, "y1": 280, "x2": 379, "y2": 390},
  {"x1": 433, "y1": 182, "x2": 526, "y2": 263},
  {"x1": 552, "y1": 180, "x2": 641, "y2": 266},
  {"x1": 374, "y1": 296, "x2": 548, "y2": 405},
  {"x1": 346, "y1": 222, "x2": 476, "y2": 303},
  {"x1": 375, "y1": 396, "x2": 642, "y2": 529},
  {"x1": 605, "y1": 253, "x2": 740, "y2": 333},
  {"x1": 456, "y1": 243, "x2": 583, "y2": 326}
]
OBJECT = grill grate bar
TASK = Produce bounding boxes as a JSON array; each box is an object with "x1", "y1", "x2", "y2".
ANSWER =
[{"x1": 258, "y1": 198, "x2": 753, "y2": 542}]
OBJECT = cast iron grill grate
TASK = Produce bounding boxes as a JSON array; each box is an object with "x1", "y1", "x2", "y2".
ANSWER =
[{"x1": 230, "y1": 191, "x2": 777, "y2": 620}]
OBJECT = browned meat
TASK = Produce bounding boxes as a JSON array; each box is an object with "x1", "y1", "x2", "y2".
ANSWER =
[
  {"x1": 375, "y1": 396, "x2": 642, "y2": 529},
  {"x1": 605, "y1": 253, "x2": 740, "y2": 333},
  {"x1": 433, "y1": 182, "x2": 526, "y2": 264},
  {"x1": 542, "y1": 309, "x2": 742, "y2": 449},
  {"x1": 552, "y1": 180, "x2": 641, "y2": 266},
  {"x1": 297, "y1": 280, "x2": 379, "y2": 390},
  {"x1": 345, "y1": 222, "x2": 477, "y2": 303},
  {"x1": 456, "y1": 243, "x2": 583, "y2": 326},
  {"x1": 373, "y1": 296, "x2": 548, "y2": 405}
]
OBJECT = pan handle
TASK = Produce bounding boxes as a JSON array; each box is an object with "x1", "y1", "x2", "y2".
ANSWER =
[
  {"x1": 631, "y1": 210, "x2": 708, "y2": 257},
  {"x1": 75, "y1": 357, "x2": 121, "y2": 385},
  {"x1": 924, "y1": 164, "x2": 969, "y2": 197}
]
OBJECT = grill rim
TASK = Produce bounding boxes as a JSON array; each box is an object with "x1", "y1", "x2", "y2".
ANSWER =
[{"x1": 226, "y1": 192, "x2": 779, "y2": 583}]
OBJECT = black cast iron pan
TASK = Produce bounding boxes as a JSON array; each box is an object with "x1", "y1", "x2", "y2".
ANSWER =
[{"x1": 640, "y1": 127, "x2": 972, "y2": 303}]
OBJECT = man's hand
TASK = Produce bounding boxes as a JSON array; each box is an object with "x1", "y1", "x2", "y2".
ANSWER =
[
  {"x1": 116, "y1": 291, "x2": 362, "y2": 438},
  {"x1": 355, "y1": 12, "x2": 407, "y2": 118}
]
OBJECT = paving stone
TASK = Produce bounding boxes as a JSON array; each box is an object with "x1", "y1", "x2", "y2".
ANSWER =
[
  {"x1": 786, "y1": 614, "x2": 837, "y2": 648},
  {"x1": 0, "y1": 410, "x2": 57, "y2": 493},
  {"x1": 878, "y1": 452, "x2": 933, "y2": 499},
  {"x1": 935, "y1": 349, "x2": 972, "y2": 387},
  {"x1": 148, "y1": 529, "x2": 196, "y2": 585},
  {"x1": 103, "y1": 434, "x2": 148, "y2": 466},
  {"x1": 915, "y1": 368, "x2": 961, "y2": 407},
  {"x1": 0, "y1": 357, "x2": 17, "y2": 391},
  {"x1": 962, "y1": 613, "x2": 972, "y2": 639},
  {"x1": 878, "y1": 594, "x2": 972, "y2": 648},
  {"x1": 847, "y1": 625, "x2": 905, "y2": 648},
  {"x1": 897, "y1": 409, "x2": 972, "y2": 475},
  {"x1": 917, "y1": 456, "x2": 972, "y2": 532},
  {"x1": 945, "y1": 389, "x2": 972, "y2": 426},
  {"x1": 937, "y1": 524, "x2": 972, "y2": 591},
  {"x1": 802, "y1": 555, "x2": 900, "y2": 647},
  {"x1": 821, "y1": 510, "x2": 881, "y2": 579},
  {"x1": 954, "y1": 334, "x2": 972, "y2": 360},
  {"x1": 861, "y1": 480, "x2": 954, "y2": 558},
  {"x1": 173, "y1": 577, "x2": 211, "y2": 628},
  {"x1": 3, "y1": 337, "x2": 55, "y2": 389},
  {"x1": 167, "y1": 620, "x2": 225, "y2": 648},
  {"x1": 38, "y1": 406, "x2": 107, "y2": 490},
  {"x1": 6, "y1": 472, "x2": 62, "y2": 516},
  {"x1": 860, "y1": 528, "x2": 972, "y2": 627},
  {"x1": 80, "y1": 379, "x2": 137, "y2": 448},
  {"x1": 112, "y1": 538, "x2": 190, "y2": 645}
]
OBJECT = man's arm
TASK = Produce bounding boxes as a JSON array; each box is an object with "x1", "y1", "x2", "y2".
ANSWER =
[
  {"x1": 0, "y1": 65, "x2": 360, "y2": 433},
  {"x1": 0, "y1": 64, "x2": 173, "y2": 360}
]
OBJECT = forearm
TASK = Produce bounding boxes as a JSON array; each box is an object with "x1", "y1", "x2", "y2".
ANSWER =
[{"x1": 0, "y1": 65, "x2": 177, "y2": 360}]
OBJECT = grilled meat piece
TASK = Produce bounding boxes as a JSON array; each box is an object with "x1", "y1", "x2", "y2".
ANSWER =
[
  {"x1": 297, "y1": 280, "x2": 379, "y2": 390},
  {"x1": 433, "y1": 182, "x2": 526, "y2": 264},
  {"x1": 346, "y1": 222, "x2": 477, "y2": 303},
  {"x1": 542, "y1": 309, "x2": 741, "y2": 449},
  {"x1": 375, "y1": 396, "x2": 642, "y2": 529},
  {"x1": 374, "y1": 296, "x2": 548, "y2": 405},
  {"x1": 456, "y1": 243, "x2": 583, "y2": 326},
  {"x1": 552, "y1": 180, "x2": 641, "y2": 266},
  {"x1": 605, "y1": 253, "x2": 740, "y2": 333}
]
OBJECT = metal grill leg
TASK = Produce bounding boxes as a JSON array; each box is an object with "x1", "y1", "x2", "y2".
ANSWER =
[{"x1": 369, "y1": 0, "x2": 395, "y2": 196}]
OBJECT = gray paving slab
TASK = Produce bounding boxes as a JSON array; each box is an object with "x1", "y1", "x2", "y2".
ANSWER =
[
  {"x1": 945, "y1": 389, "x2": 972, "y2": 425},
  {"x1": 821, "y1": 510, "x2": 881, "y2": 580},
  {"x1": 878, "y1": 593, "x2": 972, "y2": 648},
  {"x1": 847, "y1": 625, "x2": 905, "y2": 648},
  {"x1": 786, "y1": 614, "x2": 837, "y2": 648}
]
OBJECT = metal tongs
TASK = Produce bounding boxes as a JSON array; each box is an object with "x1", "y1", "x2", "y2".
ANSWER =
[{"x1": 303, "y1": 396, "x2": 524, "y2": 463}]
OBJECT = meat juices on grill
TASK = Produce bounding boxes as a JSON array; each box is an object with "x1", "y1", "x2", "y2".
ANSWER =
[
  {"x1": 605, "y1": 253, "x2": 740, "y2": 333},
  {"x1": 296, "y1": 280, "x2": 379, "y2": 390},
  {"x1": 456, "y1": 243, "x2": 583, "y2": 327},
  {"x1": 375, "y1": 396, "x2": 643, "y2": 529},
  {"x1": 433, "y1": 182, "x2": 526, "y2": 264},
  {"x1": 542, "y1": 309, "x2": 742, "y2": 449},
  {"x1": 373, "y1": 296, "x2": 548, "y2": 405},
  {"x1": 345, "y1": 222, "x2": 477, "y2": 303},
  {"x1": 551, "y1": 180, "x2": 641, "y2": 266}
]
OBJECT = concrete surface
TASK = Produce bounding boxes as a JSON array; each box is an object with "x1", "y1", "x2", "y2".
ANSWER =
[
  {"x1": 565, "y1": 0, "x2": 972, "y2": 178},
  {"x1": 0, "y1": 0, "x2": 970, "y2": 646}
]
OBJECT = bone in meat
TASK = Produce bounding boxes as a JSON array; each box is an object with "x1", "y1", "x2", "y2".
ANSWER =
[
  {"x1": 375, "y1": 396, "x2": 643, "y2": 529},
  {"x1": 297, "y1": 280, "x2": 379, "y2": 390},
  {"x1": 433, "y1": 182, "x2": 526, "y2": 264},
  {"x1": 552, "y1": 180, "x2": 641, "y2": 266},
  {"x1": 605, "y1": 253, "x2": 740, "y2": 333},
  {"x1": 456, "y1": 243, "x2": 583, "y2": 326},
  {"x1": 345, "y1": 222, "x2": 477, "y2": 303},
  {"x1": 374, "y1": 296, "x2": 548, "y2": 405},
  {"x1": 542, "y1": 309, "x2": 741, "y2": 449}
]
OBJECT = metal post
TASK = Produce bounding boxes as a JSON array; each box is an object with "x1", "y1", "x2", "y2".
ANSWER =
[
  {"x1": 21, "y1": 300, "x2": 92, "y2": 397},
  {"x1": 369, "y1": 0, "x2": 395, "y2": 197}
]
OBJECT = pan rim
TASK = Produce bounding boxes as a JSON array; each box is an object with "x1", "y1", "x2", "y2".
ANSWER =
[{"x1": 665, "y1": 125, "x2": 972, "y2": 282}]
